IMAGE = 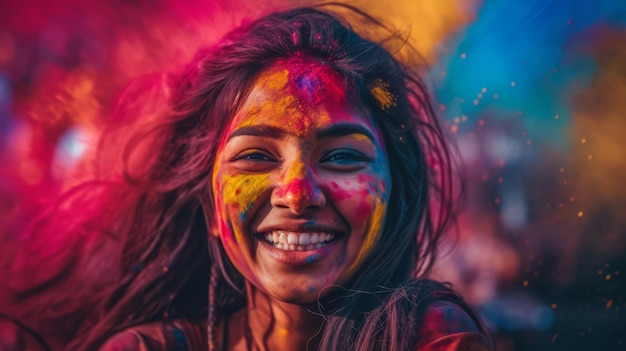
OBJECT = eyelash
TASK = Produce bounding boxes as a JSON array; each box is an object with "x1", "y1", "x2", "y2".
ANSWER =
[
  {"x1": 234, "y1": 150, "x2": 276, "y2": 162},
  {"x1": 232, "y1": 148, "x2": 373, "y2": 169},
  {"x1": 320, "y1": 149, "x2": 373, "y2": 163}
]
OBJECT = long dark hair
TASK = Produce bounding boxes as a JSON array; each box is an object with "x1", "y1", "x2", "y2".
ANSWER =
[{"x1": 6, "y1": 4, "x2": 488, "y2": 350}]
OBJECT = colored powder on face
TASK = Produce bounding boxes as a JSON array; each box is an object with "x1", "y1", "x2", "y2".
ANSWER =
[
  {"x1": 239, "y1": 202, "x2": 254, "y2": 221},
  {"x1": 312, "y1": 108, "x2": 332, "y2": 127},
  {"x1": 344, "y1": 198, "x2": 387, "y2": 277},
  {"x1": 284, "y1": 154, "x2": 305, "y2": 182},
  {"x1": 259, "y1": 95, "x2": 313, "y2": 138},
  {"x1": 295, "y1": 75, "x2": 321, "y2": 96},
  {"x1": 216, "y1": 210, "x2": 258, "y2": 284},
  {"x1": 243, "y1": 62, "x2": 352, "y2": 136},
  {"x1": 221, "y1": 173, "x2": 271, "y2": 215},
  {"x1": 261, "y1": 69, "x2": 290, "y2": 91},
  {"x1": 239, "y1": 94, "x2": 299, "y2": 127},
  {"x1": 351, "y1": 133, "x2": 375, "y2": 143},
  {"x1": 294, "y1": 113, "x2": 312, "y2": 134},
  {"x1": 276, "y1": 160, "x2": 319, "y2": 208},
  {"x1": 217, "y1": 218, "x2": 251, "y2": 276},
  {"x1": 370, "y1": 80, "x2": 396, "y2": 110},
  {"x1": 357, "y1": 173, "x2": 388, "y2": 195}
]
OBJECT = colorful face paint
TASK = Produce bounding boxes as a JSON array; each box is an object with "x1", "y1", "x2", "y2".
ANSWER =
[{"x1": 212, "y1": 57, "x2": 392, "y2": 303}]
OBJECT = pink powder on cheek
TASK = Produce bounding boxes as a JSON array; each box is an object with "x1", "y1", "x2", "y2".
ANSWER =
[
  {"x1": 331, "y1": 174, "x2": 381, "y2": 202},
  {"x1": 328, "y1": 173, "x2": 390, "y2": 217},
  {"x1": 359, "y1": 174, "x2": 389, "y2": 199},
  {"x1": 353, "y1": 190, "x2": 376, "y2": 217},
  {"x1": 330, "y1": 186, "x2": 375, "y2": 215}
]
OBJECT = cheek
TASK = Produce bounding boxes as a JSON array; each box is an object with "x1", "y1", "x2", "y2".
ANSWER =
[
  {"x1": 213, "y1": 172, "x2": 271, "y2": 283},
  {"x1": 214, "y1": 172, "x2": 271, "y2": 248},
  {"x1": 329, "y1": 173, "x2": 389, "y2": 219},
  {"x1": 219, "y1": 173, "x2": 271, "y2": 220},
  {"x1": 328, "y1": 172, "x2": 390, "y2": 277}
]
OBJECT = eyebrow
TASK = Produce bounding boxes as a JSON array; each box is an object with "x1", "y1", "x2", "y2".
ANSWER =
[
  {"x1": 316, "y1": 123, "x2": 376, "y2": 143},
  {"x1": 227, "y1": 123, "x2": 376, "y2": 143},
  {"x1": 227, "y1": 125, "x2": 287, "y2": 141}
]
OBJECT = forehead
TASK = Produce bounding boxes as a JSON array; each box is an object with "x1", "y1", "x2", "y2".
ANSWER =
[{"x1": 228, "y1": 58, "x2": 376, "y2": 137}]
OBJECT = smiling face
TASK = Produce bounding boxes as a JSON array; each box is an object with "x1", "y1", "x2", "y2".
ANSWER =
[{"x1": 211, "y1": 58, "x2": 392, "y2": 303}]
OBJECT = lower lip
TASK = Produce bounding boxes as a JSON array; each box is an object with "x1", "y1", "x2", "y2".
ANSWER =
[{"x1": 258, "y1": 238, "x2": 337, "y2": 265}]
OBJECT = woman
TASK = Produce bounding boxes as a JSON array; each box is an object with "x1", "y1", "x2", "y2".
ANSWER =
[{"x1": 4, "y1": 5, "x2": 492, "y2": 351}]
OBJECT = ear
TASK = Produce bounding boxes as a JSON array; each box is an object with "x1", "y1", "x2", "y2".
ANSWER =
[
  {"x1": 200, "y1": 201, "x2": 221, "y2": 238},
  {"x1": 208, "y1": 221, "x2": 220, "y2": 238}
]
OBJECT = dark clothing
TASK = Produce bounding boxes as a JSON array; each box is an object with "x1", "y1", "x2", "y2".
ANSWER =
[{"x1": 100, "y1": 301, "x2": 490, "y2": 351}]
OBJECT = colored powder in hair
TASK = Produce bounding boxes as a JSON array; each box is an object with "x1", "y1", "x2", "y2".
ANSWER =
[{"x1": 371, "y1": 80, "x2": 396, "y2": 110}]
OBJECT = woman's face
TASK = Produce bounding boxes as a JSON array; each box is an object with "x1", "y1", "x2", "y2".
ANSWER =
[{"x1": 212, "y1": 58, "x2": 391, "y2": 303}]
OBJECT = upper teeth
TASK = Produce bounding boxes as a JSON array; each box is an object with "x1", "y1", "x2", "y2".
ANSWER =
[{"x1": 263, "y1": 231, "x2": 335, "y2": 251}]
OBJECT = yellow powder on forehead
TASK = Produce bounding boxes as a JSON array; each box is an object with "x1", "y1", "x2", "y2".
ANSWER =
[
  {"x1": 261, "y1": 69, "x2": 290, "y2": 90},
  {"x1": 270, "y1": 95, "x2": 300, "y2": 115},
  {"x1": 314, "y1": 109, "x2": 332, "y2": 126},
  {"x1": 371, "y1": 80, "x2": 396, "y2": 110},
  {"x1": 237, "y1": 94, "x2": 299, "y2": 127}
]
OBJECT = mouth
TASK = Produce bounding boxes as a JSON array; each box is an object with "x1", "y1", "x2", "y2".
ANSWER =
[{"x1": 258, "y1": 231, "x2": 337, "y2": 251}]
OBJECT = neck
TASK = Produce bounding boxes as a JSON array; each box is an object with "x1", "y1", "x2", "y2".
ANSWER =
[{"x1": 242, "y1": 281, "x2": 324, "y2": 351}]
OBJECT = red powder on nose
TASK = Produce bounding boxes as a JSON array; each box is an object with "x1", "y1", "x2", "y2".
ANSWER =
[
  {"x1": 285, "y1": 178, "x2": 313, "y2": 196},
  {"x1": 331, "y1": 182, "x2": 339, "y2": 189},
  {"x1": 235, "y1": 188, "x2": 241, "y2": 195},
  {"x1": 274, "y1": 178, "x2": 316, "y2": 202}
]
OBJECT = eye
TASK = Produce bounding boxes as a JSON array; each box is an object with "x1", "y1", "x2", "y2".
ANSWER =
[
  {"x1": 238, "y1": 152, "x2": 272, "y2": 161},
  {"x1": 231, "y1": 149, "x2": 278, "y2": 171},
  {"x1": 320, "y1": 148, "x2": 373, "y2": 170}
]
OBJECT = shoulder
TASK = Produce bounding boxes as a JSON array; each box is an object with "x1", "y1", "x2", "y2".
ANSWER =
[
  {"x1": 99, "y1": 319, "x2": 206, "y2": 351},
  {"x1": 416, "y1": 300, "x2": 491, "y2": 351}
]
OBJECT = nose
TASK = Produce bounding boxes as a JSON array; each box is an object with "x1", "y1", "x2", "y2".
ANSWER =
[{"x1": 271, "y1": 165, "x2": 326, "y2": 214}]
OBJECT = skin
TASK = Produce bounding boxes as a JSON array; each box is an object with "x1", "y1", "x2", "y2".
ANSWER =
[{"x1": 211, "y1": 58, "x2": 391, "y2": 349}]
